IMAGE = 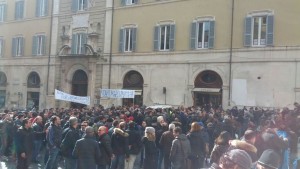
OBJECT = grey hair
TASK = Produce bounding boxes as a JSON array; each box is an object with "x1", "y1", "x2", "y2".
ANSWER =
[
  {"x1": 69, "y1": 117, "x2": 78, "y2": 126},
  {"x1": 169, "y1": 123, "x2": 175, "y2": 131},
  {"x1": 85, "y1": 126, "x2": 94, "y2": 136}
]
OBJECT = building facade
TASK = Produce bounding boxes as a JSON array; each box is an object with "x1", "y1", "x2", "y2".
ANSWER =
[{"x1": 102, "y1": 0, "x2": 300, "y2": 108}]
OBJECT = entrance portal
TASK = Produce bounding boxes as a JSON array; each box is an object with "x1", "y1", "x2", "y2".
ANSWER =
[
  {"x1": 194, "y1": 70, "x2": 223, "y2": 107},
  {"x1": 123, "y1": 71, "x2": 144, "y2": 106},
  {"x1": 71, "y1": 70, "x2": 88, "y2": 108}
]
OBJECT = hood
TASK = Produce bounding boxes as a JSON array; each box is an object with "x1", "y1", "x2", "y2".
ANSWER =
[
  {"x1": 177, "y1": 134, "x2": 188, "y2": 141},
  {"x1": 230, "y1": 140, "x2": 257, "y2": 153},
  {"x1": 114, "y1": 128, "x2": 129, "y2": 137}
]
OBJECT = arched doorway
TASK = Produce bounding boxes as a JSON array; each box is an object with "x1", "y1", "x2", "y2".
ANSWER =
[
  {"x1": 123, "y1": 70, "x2": 144, "y2": 106},
  {"x1": 0, "y1": 72, "x2": 7, "y2": 109},
  {"x1": 71, "y1": 70, "x2": 88, "y2": 108},
  {"x1": 27, "y1": 72, "x2": 40, "y2": 110},
  {"x1": 194, "y1": 70, "x2": 223, "y2": 107}
]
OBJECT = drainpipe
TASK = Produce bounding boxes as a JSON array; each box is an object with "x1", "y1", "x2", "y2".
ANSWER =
[
  {"x1": 228, "y1": 0, "x2": 234, "y2": 106},
  {"x1": 46, "y1": 0, "x2": 54, "y2": 95},
  {"x1": 108, "y1": 0, "x2": 115, "y2": 89}
]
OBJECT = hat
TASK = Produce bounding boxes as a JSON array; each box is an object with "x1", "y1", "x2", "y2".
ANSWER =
[
  {"x1": 257, "y1": 149, "x2": 280, "y2": 169},
  {"x1": 223, "y1": 149, "x2": 252, "y2": 169},
  {"x1": 145, "y1": 127, "x2": 155, "y2": 134}
]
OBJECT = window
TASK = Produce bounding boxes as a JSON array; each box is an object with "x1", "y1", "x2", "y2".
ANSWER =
[
  {"x1": 0, "y1": 38, "x2": 3, "y2": 57},
  {"x1": 36, "y1": 0, "x2": 48, "y2": 17},
  {"x1": 12, "y1": 37, "x2": 24, "y2": 57},
  {"x1": 72, "y1": 0, "x2": 87, "y2": 12},
  {"x1": 15, "y1": 0, "x2": 24, "y2": 20},
  {"x1": 119, "y1": 27, "x2": 137, "y2": 52},
  {"x1": 0, "y1": 72, "x2": 7, "y2": 86},
  {"x1": 71, "y1": 33, "x2": 87, "y2": 55},
  {"x1": 244, "y1": 14, "x2": 274, "y2": 47},
  {"x1": 0, "y1": 4, "x2": 7, "y2": 22},
  {"x1": 190, "y1": 20, "x2": 215, "y2": 49},
  {"x1": 27, "y1": 72, "x2": 40, "y2": 88},
  {"x1": 121, "y1": 0, "x2": 138, "y2": 5},
  {"x1": 32, "y1": 35, "x2": 46, "y2": 56},
  {"x1": 154, "y1": 24, "x2": 175, "y2": 51}
]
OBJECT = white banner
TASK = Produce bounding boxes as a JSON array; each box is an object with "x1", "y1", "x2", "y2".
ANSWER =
[
  {"x1": 100, "y1": 89, "x2": 135, "y2": 98},
  {"x1": 55, "y1": 89, "x2": 90, "y2": 105}
]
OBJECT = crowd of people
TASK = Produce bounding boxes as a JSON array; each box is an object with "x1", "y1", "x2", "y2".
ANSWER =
[{"x1": 0, "y1": 102, "x2": 299, "y2": 169}]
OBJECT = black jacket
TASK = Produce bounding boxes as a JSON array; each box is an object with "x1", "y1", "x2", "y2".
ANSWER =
[
  {"x1": 98, "y1": 133, "x2": 113, "y2": 165},
  {"x1": 111, "y1": 128, "x2": 129, "y2": 156},
  {"x1": 72, "y1": 135, "x2": 102, "y2": 169},
  {"x1": 61, "y1": 126, "x2": 80, "y2": 158},
  {"x1": 126, "y1": 129, "x2": 142, "y2": 155},
  {"x1": 187, "y1": 131, "x2": 206, "y2": 158},
  {"x1": 159, "y1": 130, "x2": 175, "y2": 156},
  {"x1": 46, "y1": 123, "x2": 62, "y2": 148},
  {"x1": 15, "y1": 126, "x2": 34, "y2": 155},
  {"x1": 32, "y1": 122, "x2": 45, "y2": 141}
]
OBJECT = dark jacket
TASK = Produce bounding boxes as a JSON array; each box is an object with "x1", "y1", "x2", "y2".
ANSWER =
[
  {"x1": 126, "y1": 128, "x2": 142, "y2": 155},
  {"x1": 159, "y1": 130, "x2": 175, "y2": 156},
  {"x1": 187, "y1": 130, "x2": 206, "y2": 158},
  {"x1": 98, "y1": 133, "x2": 113, "y2": 165},
  {"x1": 15, "y1": 126, "x2": 34, "y2": 155},
  {"x1": 72, "y1": 135, "x2": 102, "y2": 169},
  {"x1": 61, "y1": 126, "x2": 80, "y2": 158},
  {"x1": 32, "y1": 122, "x2": 45, "y2": 141},
  {"x1": 46, "y1": 123, "x2": 62, "y2": 148},
  {"x1": 111, "y1": 128, "x2": 129, "y2": 156},
  {"x1": 170, "y1": 134, "x2": 191, "y2": 163},
  {"x1": 142, "y1": 136, "x2": 158, "y2": 169},
  {"x1": 210, "y1": 144, "x2": 229, "y2": 164}
]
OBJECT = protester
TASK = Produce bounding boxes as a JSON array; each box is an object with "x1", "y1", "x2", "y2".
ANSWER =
[
  {"x1": 97, "y1": 126, "x2": 113, "y2": 169},
  {"x1": 159, "y1": 123, "x2": 175, "y2": 169},
  {"x1": 45, "y1": 116, "x2": 62, "y2": 169},
  {"x1": 125, "y1": 121, "x2": 142, "y2": 169},
  {"x1": 142, "y1": 127, "x2": 158, "y2": 169},
  {"x1": 218, "y1": 149, "x2": 252, "y2": 169},
  {"x1": 72, "y1": 126, "x2": 102, "y2": 169},
  {"x1": 15, "y1": 118, "x2": 34, "y2": 169},
  {"x1": 256, "y1": 149, "x2": 280, "y2": 169},
  {"x1": 170, "y1": 127, "x2": 191, "y2": 169},
  {"x1": 32, "y1": 116, "x2": 45, "y2": 163},
  {"x1": 210, "y1": 131, "x2": 231, "y2": 164}
]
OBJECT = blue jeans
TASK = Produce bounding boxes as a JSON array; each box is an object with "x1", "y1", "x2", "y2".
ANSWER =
[
  {"x1": 45, "y1": 147, "x2": 60, "y2": 169},
  {"x1": 110, "y1": 154, "x2": 125, "y2": 169},
  {"x1": 157, "y1": 149, "x2": 164, "y2": 169},
  {"x1": 32, "y1": 140, "x2": 42, "y2": 162},
  {"x1": 65, "y1": 157, "x2": 77, "y2": 169}
]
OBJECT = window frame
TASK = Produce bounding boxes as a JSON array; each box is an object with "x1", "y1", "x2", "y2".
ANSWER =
[
  {"x1": 0, "y1": 4, "x2": 6, "y2": 22},
  {"x1": 71, "y1": 33, "x2": 87, "y2": 55},
  {"x1": 252, "y1": 16, "x2": 267, "y2": 47},
  {"x1": 159, "y1": 25, "x2": 171, "y2": 51},
  {"x1": 15, "y1": 0, "x2": 25, "y2": 20},
  {"x1": 196, "y1": 21, "x2": 210, "y2": 49},
  {"x1": 13, "y1": 37, "x2": 24, "y2": 57},
  {"x1": 36, "y1": 0, "x2": 47, "y2": 17}
]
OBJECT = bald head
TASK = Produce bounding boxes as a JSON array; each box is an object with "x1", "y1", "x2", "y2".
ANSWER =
[
  {"x1": 35, "y1": 116, "x2": 43, "y2": 124},
  {"x1": 98, "y1": 126, "x2": 107, "y2": 136}
]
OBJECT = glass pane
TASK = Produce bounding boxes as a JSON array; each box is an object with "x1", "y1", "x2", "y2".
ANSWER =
[
  {"x1": 129, "y1": 29, "x2": 133, "y2": 51},
  {"x1": 198, "y1": 22, "x2": 203, "y2": 48},
  {"x1": 260, "y1": 17, "x2": 267, "y2": 45},
  {"x1": 204, "y1": 22, "x2": 210, "y2": 48},
  {"x1": 166, "y1": 25, "x2": 170, "y2": 49},
  {"x1": 253, "y1": 17, "x2": 259, "y2": 45},
  {"x1": 125, "y1": 29, "x2": 130, "y2": 51},
  {"x1": 160, "y1": 26, "x2": 165, "y2": 50}
]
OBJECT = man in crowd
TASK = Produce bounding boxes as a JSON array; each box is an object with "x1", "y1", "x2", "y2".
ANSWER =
[
  {"x1": 72, "y1": 126, "x2": 101, "y2": 169},
  {"x1": 45, "y1": 116, "x2": 62, "y2": 169},
  {"x1": 159, "y1": 123, "x2": 175, "y2": 169},
  {"x1": 32, "y1": 116, "x2": 45, "y2": 163},
  {"x1": 98, "y1": 126, "x2": 113, "y2": 169},
  {"x1": 15, "y1": 118, "x2": 34, "y2": 169},
  {"x1": 61, "y1": 117, "x2": 80, "y2": 169}
]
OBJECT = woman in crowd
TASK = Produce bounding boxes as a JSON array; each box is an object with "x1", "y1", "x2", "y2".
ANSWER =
[{"x1": 210, "y1": 131, "x2": 231, "y2": 164}]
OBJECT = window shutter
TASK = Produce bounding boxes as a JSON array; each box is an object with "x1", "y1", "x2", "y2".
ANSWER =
[
  {"x1": 132, "y1": 28, "x2": 137, "y2": 52},
  {"x1": 15, "y1": 2, "x2": 19, "y2": 19},
  {"x1": 169, "y1": 24, "x2": 175, "y2": 50},
  {"x1": 71, "y1": 0, "x2": 78, "y2": 13},
  {"x1": 0, "y1": 39, "x2": 4, "y2": 57},
  {"x1": 3, "y1": 4, "x2": 7, "y2": 21},
  {"x1": 32, "y1": 36, "x2": 38, "y2": 56},
  {"x1": 71, "y1": 34, "x2": 77, "y2": 54},
  {"x1": 12, "y1": 38, "x2": 17, "y2": 57},
  {"x1": 44, "y1": 0, "x2": 49, "y2": 16},
  {"x1": 244, "y1": 17, "x2": 252, "y2": 47},
  {"x1": 208, "y1": 21, "x2": 215, "y2": 49},
  {"x1": 81, "y1": 33, "x2": 87, "y2": 54},
  {"x1": 20, "y1": 37, "x2": 24, "y2": 56},
  {"x1": 83, "y1": 0, "x2": 88, "y2": 10},
  {"x1": 153, "y1": 26, "x2": 159, "y2": 51},
  {"x1": 42, "y1": 35, "x2": 46, "y2": 55},
  {"x1": 266, "y1": 15, "x2": 274, "y2": 46},
  {"x1": 119, "y1": 29, "x2": 124, "y2": 53},
  {"x1": 190, "y1": 22, "x2": 197, "y2": 50},
  {"x1": 121, "y1": 0, "x2": 126, "y2": 6},
  {"x1": 36, "y1": 0, "x2": 40, "y2": 17},
  {"x1": 19, "y1": 1, "x2": 24, "y2": 19}
]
